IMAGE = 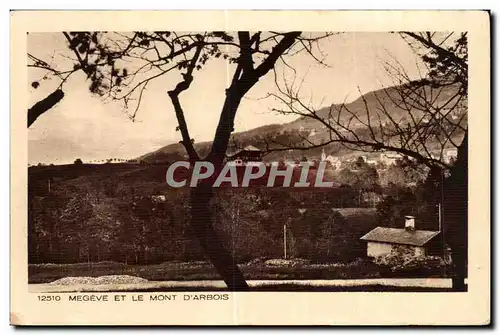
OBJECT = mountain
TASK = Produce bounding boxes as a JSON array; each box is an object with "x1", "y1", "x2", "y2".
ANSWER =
[{"x1": 137, "y1": 80, "x2": 466, "y2": 163}]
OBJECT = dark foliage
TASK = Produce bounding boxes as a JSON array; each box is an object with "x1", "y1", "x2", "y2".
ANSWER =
[{"x1": 28, "y1": 164, "x2": 385, "y2": 265}]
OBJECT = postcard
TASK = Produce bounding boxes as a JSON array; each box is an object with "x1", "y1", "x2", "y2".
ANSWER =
[{"x1": 11, "y1": 10, "x2": 490, "y2": 325}]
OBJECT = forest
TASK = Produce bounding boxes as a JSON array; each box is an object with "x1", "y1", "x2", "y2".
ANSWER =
[{"x1": 28, "y1": 157, "x2": 441, "y2": 265}]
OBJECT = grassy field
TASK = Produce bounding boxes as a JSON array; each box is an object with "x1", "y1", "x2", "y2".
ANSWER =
[{"x1": 28, "y1": 258, "x2": 447, "y2": 284}]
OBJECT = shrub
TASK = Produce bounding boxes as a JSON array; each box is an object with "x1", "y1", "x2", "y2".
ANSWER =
[{"x1": 374, "y1": 245, "x2": 447, "y2": 272}]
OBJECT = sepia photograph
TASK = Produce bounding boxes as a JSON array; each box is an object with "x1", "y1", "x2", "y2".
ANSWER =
[{"x1": 11, "y1": 10, "x2": 490, "y2": 325}]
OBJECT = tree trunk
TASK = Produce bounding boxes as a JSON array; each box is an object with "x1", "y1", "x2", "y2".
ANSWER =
[
  {"x1": 189, "y1": 184, "x2": 249, "y2": 291},
  {"x1": 168, "y1": 34, "x2": 301, "y2": 289},
  {"x1": 443, "y1": 132, "x2": 468, "y2": 291}
]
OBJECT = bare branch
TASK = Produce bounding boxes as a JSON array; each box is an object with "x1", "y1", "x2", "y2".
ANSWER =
[
  {"x1": 28, "y1": 89, "x2": 65, "y2": 127},
  {"x1": 167, "y1": 44, "x2": 204, "y2": 160}
]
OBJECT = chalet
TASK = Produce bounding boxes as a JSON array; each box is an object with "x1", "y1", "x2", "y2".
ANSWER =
[
  {"x1": 227, "y1": 145, "x2": 263, "y2": 166},
  {"x1": 360, "y1": 216, "x2": 441, "y2": 258}
]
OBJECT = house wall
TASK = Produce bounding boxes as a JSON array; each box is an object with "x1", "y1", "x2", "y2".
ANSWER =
[
  {"x1": 232, "y1": 151, "x2": 262, "y2": 162},
  {"x1": 367, "y1": 242, "x2": 393, "y2": 257},
  {"x1": 367, "y1": 242, "x2": 427, "y2": 258}
]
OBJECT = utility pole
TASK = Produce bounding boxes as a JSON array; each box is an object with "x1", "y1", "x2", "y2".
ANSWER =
[
  {"x1": 283, "y1": 223, "x2": 287, "y2": 259},
  {"x1": 438, "y1": 203, "x2": 442, "y2": 231}
]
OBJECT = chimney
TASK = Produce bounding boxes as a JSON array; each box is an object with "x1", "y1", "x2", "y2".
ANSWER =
[{"x1": 405, "y1": 215, "x2": 416, "y2": 231}]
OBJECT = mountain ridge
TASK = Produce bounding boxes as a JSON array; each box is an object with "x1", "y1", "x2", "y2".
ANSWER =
[{"x1": 137, "y1": 80, "x2": 465, "y2": 163}]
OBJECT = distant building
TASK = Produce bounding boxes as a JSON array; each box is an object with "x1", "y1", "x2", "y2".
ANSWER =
[
  {"x1": 380, "y1": 152, "x2": 403, "y2": 166},
  {"x1": 331, "y1": 160, "x2": 342, "y2": 170},
  {"x1": 360, "y1": 216, "x2": 441, "y2": 258},
  {"x1": 362, "y1": 192, "x2": 382, "y2": 206},
  {"x1": 444, "y1": 148, "x2": 458, "y2": 163},
  {"x1": 285, "y1": 160, "x2": 301, "y2": 168},
  {"x1": 321, "y1": 149, "x2": 342, "y2": 170},
  {"x1": 151, "y1": 195, "x2": 166, "y2": 203}
]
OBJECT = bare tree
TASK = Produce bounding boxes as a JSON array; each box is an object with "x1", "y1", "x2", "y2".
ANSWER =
[
  {"x1": 399, "y1": 32, "x2": 468, "y2": 291},
  {"x1": 50, "y1": 31, "x2": 332, "y2": 290},
  {"x1": 28, "y1": 47, "x2": 84, "y2": 127},
  {"x1": 267, "y1": 33, "x2": 467, "y2": 169},
  {"x1": 28, "y1": 52, "x2": 69, "y2": 127},
  {"x1": 28, "y1": 32, "x2": 130, "y2": 127},
  {"x1": 267, "y1": 31, "x2": 468, "y2": 290}
]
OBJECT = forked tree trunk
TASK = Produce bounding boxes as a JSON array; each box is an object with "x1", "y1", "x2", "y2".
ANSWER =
[{"x1": 189, "y1": 184, "x2": 249, "y2": 291}]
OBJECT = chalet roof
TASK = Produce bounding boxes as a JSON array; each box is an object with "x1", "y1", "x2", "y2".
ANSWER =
[
  {"x1": 360, "y1": 227, "x2": 440, "y2": 247},
  {"x1": 242, "y1": 145, "x2": 261, "y2": 152},
  {"x1": 227, "y1": 145, "x2": 262, "y2": 158}
]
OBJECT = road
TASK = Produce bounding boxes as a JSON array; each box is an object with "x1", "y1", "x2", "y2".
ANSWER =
[{"x1": 29, "y1": 278, "x2": 452, "y2": 293}]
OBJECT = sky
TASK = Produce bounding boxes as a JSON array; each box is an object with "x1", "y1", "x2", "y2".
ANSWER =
[{"x1": 27, "y1": 32, "x2": 425, "y2": 165}]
